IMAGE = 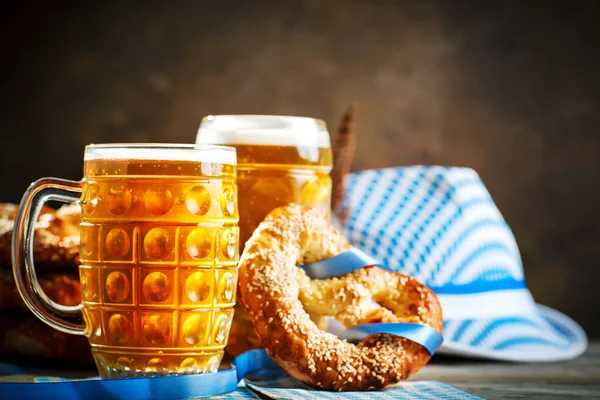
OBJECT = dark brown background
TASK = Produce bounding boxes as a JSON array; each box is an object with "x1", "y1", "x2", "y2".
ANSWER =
[{"x1": 1, "y1": 0, "x2": 599, "y2": 336}]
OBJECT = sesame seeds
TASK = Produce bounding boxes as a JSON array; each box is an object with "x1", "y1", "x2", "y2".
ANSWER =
[{"x1": 235, "y1": 204, "x2": 442, "y2": 391}]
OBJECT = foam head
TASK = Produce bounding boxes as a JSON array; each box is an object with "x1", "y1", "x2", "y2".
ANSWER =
[
  {"x1": 84, "y1": 143, "x2": 237, "y2": 165},
  {"x1": 196, "y1": 115, "x2": 331, "y2": 148}
]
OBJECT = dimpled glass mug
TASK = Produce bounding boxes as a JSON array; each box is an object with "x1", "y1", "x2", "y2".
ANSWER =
[{"x1": 12, "y1": 144, "x2": 240, "y2": 378}]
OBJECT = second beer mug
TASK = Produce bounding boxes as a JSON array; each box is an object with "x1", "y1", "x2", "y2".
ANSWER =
[
  {"x1": 197, "y1": 115, "x2": 333, "y2": 248},
  {"x1": 12, "y1": 144, "x2": 239, "y2": 378},
  {"x1": 197, "y1": 115, "x2": 333, "y2": 357}
]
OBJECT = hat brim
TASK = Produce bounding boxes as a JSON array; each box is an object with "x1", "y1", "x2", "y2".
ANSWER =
[{"x1": 438, "y1": 304, "x2": 587, "y2": 362}]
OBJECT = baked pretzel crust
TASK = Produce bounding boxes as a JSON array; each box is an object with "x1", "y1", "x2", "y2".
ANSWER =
[
  {"x1": 0, "y1": 203, "x2": 80, "y2": 270},
  {"x1": 0, "y1": 271, "x2": 81, "y2": 311},
  {"x1": 238, "y1": 204, "x2": 442, "y2": 391}
]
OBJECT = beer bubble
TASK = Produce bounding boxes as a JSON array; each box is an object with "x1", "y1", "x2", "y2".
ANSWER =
[
  {"x1": 143, "y1": 315, "x2": 171, "y2": 345},
  {"x1": 144, "y1": 185, "x2": 174, "y2": 216},
  {"x1": 185, "y1": 271, "x2": 211, "y2": 302},
  {"x1": 186, "y1": 228, "x2": 211, "y2": 259},
  {"x1": 108, "y1": 313, "x2": 132, "y2": 344},
  {"x1": 105, "y1": 271, "x2": 130, "y2": 302},
  {"x1": 105, "y1": 228, "x2": 131, "y2": 258},
  {"x1": 182, "y1": 314, "x2": 207, "y2": 345},
  {"x1": 106, "y1": 185, "x2": 132, "y2": 215},
  {"x1": 143, "y1": 228, "x2": 173, "y2": 259},
  {"x1": 186, "y1": 186, "x2": 211, "y2": 215},
  {"x1": 143, "y1": 272, "x2": 172, "y2": 302}
]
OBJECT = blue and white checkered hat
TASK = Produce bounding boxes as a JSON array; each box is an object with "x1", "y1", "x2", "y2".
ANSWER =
[{"x1": 338, "y1": 166, "x2": 587, "y2": 362}]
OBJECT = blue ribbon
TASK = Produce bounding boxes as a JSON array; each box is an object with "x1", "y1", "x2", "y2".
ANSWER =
[
  {"x1": 0, "y1": 248, "x2": 445, "y2": 399},
  {"x1": 302, "y1": 247, "x2": 383, "y2": 279},
  {"x1": 301, "y1": 247, "x2": 527, "y2": 294},
  {"x1": 233, "y1": 347, "x2": 281, "y2": 381},
  {"x1": 0, "y1": 350, "x2": 280, "y2": 400},
  {"x1": 0, "y1": 367, "x2": 239, "y2": 400},
  {"x1": 340, "y1": 323, "x2": 443, "y2": 355}
]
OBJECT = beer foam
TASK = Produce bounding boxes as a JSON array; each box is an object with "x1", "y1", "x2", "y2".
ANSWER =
[
  {"x1": 84, "y1": 144, "x2": 237, "y2": 165},
  {"x1": 197, "y1": 115, "x2": 331, "y2": 148}
]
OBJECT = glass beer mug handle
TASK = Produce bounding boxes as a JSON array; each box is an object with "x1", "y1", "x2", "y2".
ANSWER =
[{"x1": 12, "y1": 177, "x2": 86, "y2": 335}]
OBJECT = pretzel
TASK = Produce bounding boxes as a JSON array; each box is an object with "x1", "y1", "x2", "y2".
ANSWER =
[
  {"x1": 0, "y1": 314, "x2": 93, "y2": 366},
  {"x1": 0, "y1": 203, "x2": 80, "y2": 270},
  {"x1": 0, "y1": 271, "x2": 81, "y2": 312},
  {"x1": 238, "y1": 204, "x2": 443, "y2": 391}
]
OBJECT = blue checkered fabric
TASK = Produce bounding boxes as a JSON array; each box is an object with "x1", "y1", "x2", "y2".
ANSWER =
[
  {"x1": 206, "y1": 379, "x2": 481, "y2": 399},
  {"x1": 241, "y1": 379, "x2": 481, "y2": 399},
  {"x1": 209, "y1": 385, "x2": 256, "y2": 399},
  {"x1": 339, "y1": 166, "x2": 587, "y2": 362},
  {"x1": 342, "y1": 166, "x2": 520, "y2": 286}
]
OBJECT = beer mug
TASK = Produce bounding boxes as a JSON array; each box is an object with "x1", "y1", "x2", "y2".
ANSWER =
[
  {"x1": 197, "y1": 115, "x2": 333, "y2": 248},
  {"x1": 12, "y1": 144, "x2": 239, "y2": 378},
  {"x1": 197, "y1": 115, "x2": 333, "y2": 357}
]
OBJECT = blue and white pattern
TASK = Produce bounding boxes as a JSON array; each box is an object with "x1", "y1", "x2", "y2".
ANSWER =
[
  {"x1": 340, "y1": 166, "x2": 587, "y2": 362},
  {"x1": 244, "y1": 379, "x2": 481, "y2": 399}
]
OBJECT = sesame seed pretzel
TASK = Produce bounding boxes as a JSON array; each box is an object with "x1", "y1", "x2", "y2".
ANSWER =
[{"x1": 238, "y1": 204, "x2": 443, "y2": 391}]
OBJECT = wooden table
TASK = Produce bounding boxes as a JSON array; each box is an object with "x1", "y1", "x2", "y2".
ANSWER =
[
  {"x1": 415, "y1": 341, "x2": 600, "y2": 399},
  {"x1": 2, "y1": 342, "x2": 599, "y2": 399}
]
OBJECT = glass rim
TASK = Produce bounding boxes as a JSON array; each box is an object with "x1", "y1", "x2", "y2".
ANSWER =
[
  {"x1": 200, "y1": 114, "x2": 327, "y2": 126},
  {"x1": 85, "y1": 143, "x2": 236, "y2": 151},
  {"x1": 84, "y1": 143, "x2": 237, "y2": 164}
]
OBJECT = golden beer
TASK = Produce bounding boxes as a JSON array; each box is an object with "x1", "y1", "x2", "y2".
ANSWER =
[
  {"x1": 12, "y1": 144, "x2": 239, "y2": 379},
  {"x1": 197, "y1": 115, "x2": 333, "y2": 248},
  {"x1": 197, "y1": 116, "x2": 332, "y2": 357}
]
